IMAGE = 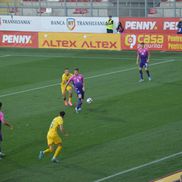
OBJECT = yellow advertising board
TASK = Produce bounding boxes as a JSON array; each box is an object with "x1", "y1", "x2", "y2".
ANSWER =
[
  {"x1": 151, "y1": 170, "x2": 182, "y2": 182},
  {"x1": 38, "y1": 32, "x2": 121, "y2": 50}
]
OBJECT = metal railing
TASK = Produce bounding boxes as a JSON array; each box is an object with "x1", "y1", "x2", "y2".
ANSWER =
[{"x1": 0, "y1": 0, "x2": 181, "y2": 17}]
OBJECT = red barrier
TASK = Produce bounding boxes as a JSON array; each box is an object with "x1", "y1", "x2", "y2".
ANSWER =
[
  {"x1": 0, "y1": 31, "x2": 38, "y2": 48},
  {"x1": 120, "y1": 17, "x2": 180, "y2": 34}
]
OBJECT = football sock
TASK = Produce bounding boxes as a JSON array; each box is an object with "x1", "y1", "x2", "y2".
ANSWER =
[
  {"x1": 53, "y1": 146, "x2": 62, "y2": 159},
  {"x1": 146, "y1": 70, "x2": 151, "y2": 78},
  {"x1": 82, "y1": 92, "x2": 85, "y2": 100},
  {"x1": 77, "y1": 98, "x2": 82, "y2": 109},
  {"x1": 69, "y1": 95, "x2": 72, "y2": 102},
  {"x1": 139, "y1": 70, "x2": 143, "y2": 79},
  {"x1": 43, "y1": 148, "x2": 52, "y2": 154}
]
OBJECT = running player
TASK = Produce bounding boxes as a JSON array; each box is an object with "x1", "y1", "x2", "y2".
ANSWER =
[
  {"x1": 61, "y1": 68, "x2": 73, "y2": 106},
  {"x1": 39, "y1": 111, "x2": 68, "y2": 163},
  {"x1": 0, "y1": 102, "x2": 13, "y2": 160},
  {"x1": 136, "y1": 42, "x2": 151, "y2": 82},
  {"x1": 65, "y1": 68, "x2": 85, "y2": 113}
]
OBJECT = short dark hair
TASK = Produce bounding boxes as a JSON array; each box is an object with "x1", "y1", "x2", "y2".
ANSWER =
[
  {"x1": 65, "y1": 68, "x2": 69, "y2": 70},
  {"x1": 60, "y1": 111, "x2": 65, "y2": 117},
  {"x1": 74, "y1": 68, "x2": 79, "y2": 72},
  {"x1": 0, "y1": 102, "x2": 2, "y2": 109},
  {"x1": 141, "y1": 42, "x2": 145, "y2": 45}
]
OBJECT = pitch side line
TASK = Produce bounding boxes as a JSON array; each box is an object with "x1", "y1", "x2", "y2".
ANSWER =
[
  {"x1": 93, "y1": 151, "x2": 182, "y2": 182},
  {"x1": 0, "y1": 54, "x2": 171, "y2": 61},
  {"x1": 0, "y1": 59, "x2": 175, "y2": 98}
]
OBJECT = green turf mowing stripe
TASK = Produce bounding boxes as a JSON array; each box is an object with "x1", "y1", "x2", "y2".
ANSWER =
[
  {"x1": 0, "y1": 59, "x2": 175, "y2": 98},
  {"x1": 93, "y1": 151, "x2": 182, "y2": 182}
]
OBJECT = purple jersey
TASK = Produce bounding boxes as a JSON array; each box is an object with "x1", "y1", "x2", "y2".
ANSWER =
[
  {"x1": 68, "y1": 74, "x2": 84, "y2": 89},
  {"x1": 137, "y1": 48, "x2": 149, "y2": 63}
]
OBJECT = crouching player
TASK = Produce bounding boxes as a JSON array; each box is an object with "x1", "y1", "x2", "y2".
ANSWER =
[
  {"x1": 39, "y1": 111, "x2": 68, "y2": 163},
  {"x1": 136, "y1": 42, "x2": 152, "y2": 82},
  {"x1": 65, "y1": 68, "x2": 85, "y2": 113},
  {"x1": 61, "y1": 68, "x2": 73, "y2": 106}
]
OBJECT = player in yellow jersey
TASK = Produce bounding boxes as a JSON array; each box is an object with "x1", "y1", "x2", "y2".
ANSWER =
[
  {"x1": 39, "y1": 111, "x2": 68, "y2": 163},
  {"x1": 61, "y1": 68, "x2": 73, "y2": 106}
]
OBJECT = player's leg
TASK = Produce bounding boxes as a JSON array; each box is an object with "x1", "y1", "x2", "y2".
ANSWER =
[
  {"x1": 39, "y1": 136, "x2": 54, "y2": 159},
  {"x1": 144, "y1": 64, "x2": 151, "y2": 80},
  {"x1": 75, "y1": 93, "x2": 83, "y2": 113},
  {"x1": 51, "y1": 137, "x2": 63, "y2": 163},
  {"x1": 139, "y1": 64, "x2": 144, "y2": 82},
  {"x1": 0, "y1": 132, "x2": 5, "y2": 159},
  {"x1": 43, "y1": 145, "x2": 54, "y2": 154},
  {"x1": 52, "y1": 143, "x2": 62, "y2": 163},
  {"x1": 61, "y1": 86, "x2": 68, "y2": 106},
  {"x1": 67, "y1": 86, "x2": 73, "y2": 106},
  {"x1": 0, "y1": 142, "x2": 1, "y2": 160}
]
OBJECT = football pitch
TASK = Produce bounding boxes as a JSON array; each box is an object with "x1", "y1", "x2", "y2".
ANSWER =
[{"x1": 0, "y1": 48, "x2": 182, "y2": 182}]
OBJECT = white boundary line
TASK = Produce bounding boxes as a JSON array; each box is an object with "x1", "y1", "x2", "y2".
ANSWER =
[
  {"x1": 0, "y1": 59, "x2": 175, "y2": 98},
  {"x1": 0, "y1": 55, "x2": 10, "y2": 58},
  {"x1": 93, "y1": 151, "x2": 182, "y2": 182}
]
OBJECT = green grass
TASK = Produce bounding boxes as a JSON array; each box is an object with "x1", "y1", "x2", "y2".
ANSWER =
[{"x1": 0, "y1": 48, "x2": 182, "y2": 182}]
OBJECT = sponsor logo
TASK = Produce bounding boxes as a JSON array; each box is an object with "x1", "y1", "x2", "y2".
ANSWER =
[
  {"x1": 66, "y1": 18, "x2": 76, "y2": 31},
  {"x1": 76, "y1": 20, "x2": 105, "y2": 26},
  {"x1": 2, "y1": 34, "x2": 32, "y2": 44},
  {"x1": 41, "y1": 39, "x2": 117, "y2": 49},
  {"x1": 125, "y1": 34, "x2": 136, "y2": 48},
  {"x1": 124, "y1": 34, "x2": 164, "y2": 49},
  {"x1": 0, "y1": 18, "x2": 31, "y2": 25},
  {"x1": 168, "y1": 35, "x2": 182, "y2": 50},
  {"x1": 125, "y1": 21, "x2": 157, "y2": 30},
  {"x1": 50, "y1": 18, "x2": 106, "y2": 31},
  {"x1": 51, "y1": 20, "x2": 65, "y2": 25},
  {"x1": 163, "y1": 21, "x2": 178, "y2": 30}
]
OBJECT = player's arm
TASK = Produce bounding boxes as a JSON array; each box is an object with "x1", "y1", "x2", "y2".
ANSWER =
[
  {"x1": 59, "y1": 124, "x2": 68, "y2": 136},
  {"x1": 62, "y1": 75, "x2": 67, "y2": 85},
  {"x1": 65, "y1": 77, "x2": 72, "y2": 90},
  {"x1": 1, "y1": 119, "x2": 13, "y2": 129}
]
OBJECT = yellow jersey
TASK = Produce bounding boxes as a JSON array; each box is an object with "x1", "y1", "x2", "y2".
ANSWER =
[
  {"x1": 48, "y1": 116, "x2": 63, "y2": 136},
  {"x1": 61, "y1": 73, "x2": 73, "y2": 86}
]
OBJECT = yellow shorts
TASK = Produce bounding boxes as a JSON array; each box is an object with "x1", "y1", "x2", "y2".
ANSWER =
[
  {"x1": 61, "y1": 85, "x2": 72, "y2": 94},
  {"x1": 47, "y1": 134, "x2": 62, "y2": 146}
]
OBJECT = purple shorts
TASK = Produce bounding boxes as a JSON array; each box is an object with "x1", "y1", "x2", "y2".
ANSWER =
[
  {"x1": 75, "y1": 87, "x2": 84, "y2": 99},
  {"x1": 140, "y1": 62, "x2": 148, "y2": 68}
]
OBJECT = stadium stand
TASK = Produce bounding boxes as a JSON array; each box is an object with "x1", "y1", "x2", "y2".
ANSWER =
[
  {"x1": 148, "y1": 0, "x2": 182, "y2": 17},
  {"x1": 0, "y1": 0, "x2": 181, "y2": 17}
]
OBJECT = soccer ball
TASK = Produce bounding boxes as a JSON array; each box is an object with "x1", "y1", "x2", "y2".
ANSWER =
[{"x1": 86, "y1": 97, "x2": 93, "y2": 104}]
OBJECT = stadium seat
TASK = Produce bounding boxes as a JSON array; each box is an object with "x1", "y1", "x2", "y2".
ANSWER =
[
  {"x1": 73, "y1": 8, "x2": 88, "y2": 14},
  {"x1": 149, "y1": 8, "x2": 157, "y2": 14}
]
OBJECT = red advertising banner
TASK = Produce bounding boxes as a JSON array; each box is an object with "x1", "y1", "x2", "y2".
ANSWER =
[
  {"x1": 120, "y1": 17, "x2": 180, "y2": 34},
  {"x1": 0, "y1": 31, "x2": 38, "y2": 48},
  {"x1": 121, "y1": 33, "x2": 182, "y2": 51}
]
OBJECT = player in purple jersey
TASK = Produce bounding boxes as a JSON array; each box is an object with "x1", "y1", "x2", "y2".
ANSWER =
[
  {"x1": 0, "y1": 102, "x2": 13, "y2": 160},
  {"x1": 136, "y1": 42, "x2": 151, "y2": 82},
  {"x1": 65, "y1": 68, "x2": 85, "y2": 113}
]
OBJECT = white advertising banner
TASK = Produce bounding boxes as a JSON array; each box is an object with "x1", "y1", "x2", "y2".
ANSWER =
[{"x1": 0, "y1": 16, "x2": 119, "y2": 33}]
